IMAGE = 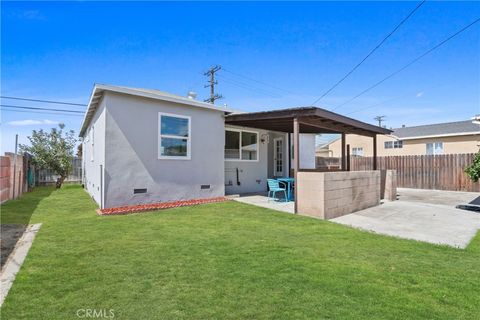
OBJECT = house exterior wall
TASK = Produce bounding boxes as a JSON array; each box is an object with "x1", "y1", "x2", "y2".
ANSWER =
[
  {"x1": 224, "y1": 125, "x2": 270, "y2": 195},
  {"x1": 291, "y1": 134, "x2": 316, "y2": 169},
  {"x1": 224, "y1": 129, "x2": 317, "y2": 195},
  {"x1": 82, "y1": 97, "x2": 106, "y2": 206},
  {"x1": 327, "y1": 133, "x2": 480, "y2": 157},
  {"x1": 102, "y1": 92, "x2": 225, "y2": 208},
  {"x1": 267, "y1": 132, "x2": 288, "y2": 178}
]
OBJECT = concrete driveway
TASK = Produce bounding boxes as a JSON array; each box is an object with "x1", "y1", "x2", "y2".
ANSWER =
[{"x1": 332, "y1": 188, "x2": 480, "y2": 248}]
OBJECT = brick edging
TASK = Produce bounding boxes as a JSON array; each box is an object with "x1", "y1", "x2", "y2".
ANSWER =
[{"x1": 97, "y1": 197, "x2": 229, "y2": 216}]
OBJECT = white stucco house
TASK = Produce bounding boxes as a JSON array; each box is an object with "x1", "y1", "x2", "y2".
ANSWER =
[{"x1": 80, "y1": 84, "x2": 318, "y2": 209}]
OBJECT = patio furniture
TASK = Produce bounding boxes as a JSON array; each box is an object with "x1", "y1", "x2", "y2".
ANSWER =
[
  {"x1": 277, "y1": 177, "x2": 295, "y2": 201},
  {"x1": 267, "y1": 179, "x2": 287, "y2": 202}
]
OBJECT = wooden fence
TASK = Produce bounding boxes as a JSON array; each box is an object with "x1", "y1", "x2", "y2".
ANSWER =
[
  {"x1": 36, "y1": 157, "x2": 82, "y2": 185},
  {"x1": 349, "y1": 153, "x2": 479, "y2": 192}
]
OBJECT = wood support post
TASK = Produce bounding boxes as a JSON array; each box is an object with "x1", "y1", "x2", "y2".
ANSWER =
[
  {"x1": 373, "y1": 134, "x2": 378, "y2": 170},
  {"x1": 341, "y1": 133, "x2": 346, "y2": 171},
  {"x1": 346, "y1": 144, "x2": 350, "y2": 171},
  {"x1": 293, "y1": 118, "x2": 300, "y2": 214},
  {"x1": 288, "y1": 133, "x2": 292, "y2": 177}
]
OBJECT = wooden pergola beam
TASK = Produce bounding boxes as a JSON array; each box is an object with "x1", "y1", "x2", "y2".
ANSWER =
[{"x1": 225, "y1": 107, "x2": 392, "y2": 136}]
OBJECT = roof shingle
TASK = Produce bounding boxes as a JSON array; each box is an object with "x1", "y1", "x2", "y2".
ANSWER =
[{"x1": 392, "y1": 120, "x2": 480, "y2": 139}]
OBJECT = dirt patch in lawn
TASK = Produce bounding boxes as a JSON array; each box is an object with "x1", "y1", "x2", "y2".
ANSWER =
[{"x1": 0, "y1": 224, "x2": 27, "y2": 270}]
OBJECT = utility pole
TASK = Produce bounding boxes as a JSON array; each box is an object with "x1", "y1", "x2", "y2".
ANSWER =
[
  {"x1": 12, "y1": 134, "x2": 18, "y2": 199},
  {"x1": 204, "y1": 65, "x2": 223, "y2": 104},
  {"x1": 374, "y1": 115, "x2": 386, "y2": 127}
]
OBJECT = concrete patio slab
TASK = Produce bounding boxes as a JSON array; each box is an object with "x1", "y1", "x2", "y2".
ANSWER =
[
  {"x1": 232, "y1": 195, "x2": 294, "y2": 214},
  {"x1": 332, "y1": 200, "x2": 480, "y2": 248},
  {"x1": 397, "y1": 188, "x2": 479, "y2": 207}
]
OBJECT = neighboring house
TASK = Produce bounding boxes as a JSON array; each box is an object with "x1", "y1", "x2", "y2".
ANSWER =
[
  {"x1": 322, "y1": 120, "x2": 480, "y2": 158},
  {"x1": 80, "y1": 84, "x2": 319, "y2": 209}
]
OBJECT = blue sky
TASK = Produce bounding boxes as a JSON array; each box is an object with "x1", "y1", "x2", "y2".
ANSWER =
[{"x1": 2, "y1": 1, "x2": 479, "y2": 152}]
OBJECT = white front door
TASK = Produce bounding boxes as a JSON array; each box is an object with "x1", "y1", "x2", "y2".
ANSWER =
[{"x1": 273, "y1": 138, "x2": 284, "y2": 177}]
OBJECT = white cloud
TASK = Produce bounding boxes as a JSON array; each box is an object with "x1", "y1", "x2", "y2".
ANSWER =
[
  {"x1": 17, "y1": 10, "x2": 45, "y2": 20},
  {"x1": 416, "y1": 91, "x2": 424, "y2": 98},
  {"x1": 8, "y1": 119, "x2": 59, "y2": 126}
]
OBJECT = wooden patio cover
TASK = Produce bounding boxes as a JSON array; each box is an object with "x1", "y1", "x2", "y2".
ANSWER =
[
  {"x1": 224, "y1": 107, "x2": 392, "y2": 136},
  {"x1": 226, "y1": 107, "x2": 392, "y2": 213}
]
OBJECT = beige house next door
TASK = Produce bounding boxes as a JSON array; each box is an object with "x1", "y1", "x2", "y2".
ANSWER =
[{"x1": 273, "y1": 137, "x2": 284, "y2": 177}]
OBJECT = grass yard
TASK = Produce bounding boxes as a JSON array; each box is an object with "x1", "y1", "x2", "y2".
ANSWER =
[{"x1": 1, "y1": 185, "x2": 479, "y2": 319}]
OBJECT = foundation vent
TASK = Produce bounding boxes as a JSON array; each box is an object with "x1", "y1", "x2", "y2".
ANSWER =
[{"x1": 133, "y1": 188, "x2": 147, "y2": 194}]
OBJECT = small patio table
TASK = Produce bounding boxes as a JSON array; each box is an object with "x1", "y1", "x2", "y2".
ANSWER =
[{"x1": 276, "y1": 177, "x2": 295, "y2": 201}]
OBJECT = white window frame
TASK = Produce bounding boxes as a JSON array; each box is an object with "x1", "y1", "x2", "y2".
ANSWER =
[
  {"x1": 426, "y1": 142, "x2": 443, "y2": 155},
  {"x1": 352, "y1": 147, "x2": 363, "y2": 156},
  {"x1": 225, "y1": 128, "x2": 259, "y2": 162},
  {"x1": 158, "y1": 112, "x2": 191, "y2": 160}
]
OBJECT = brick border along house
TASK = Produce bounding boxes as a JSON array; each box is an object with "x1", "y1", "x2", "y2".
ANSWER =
[{"x1": 80, "y1": 84, "x2": 390, "y2": 217}]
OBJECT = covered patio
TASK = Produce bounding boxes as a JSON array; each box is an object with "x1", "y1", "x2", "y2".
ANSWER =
[{"x1": 225, "y1": 107, "x2": 392, "y2": 217}]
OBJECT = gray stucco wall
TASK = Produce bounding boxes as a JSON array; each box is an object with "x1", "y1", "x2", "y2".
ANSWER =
[
  {"x1": 103, "y1": 92, "x2": 225, "y2": 208},
  {"x1": 224, "y1": 126, "x2": 270, "y2": 195},
  {"x1": 82, "y1": 97, "x2": 106, "y2": 206}
]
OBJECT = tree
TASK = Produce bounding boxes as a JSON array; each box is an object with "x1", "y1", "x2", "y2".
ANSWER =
[
  {"x1": 465, "y1": 151, "x2": 480, "y2": 183},
  {"x1": 20, "y1": 124, "x2": 77, "y2": 188},
  {"x1": 76, "y1": 143, "x2": 83, "y2": 158}
]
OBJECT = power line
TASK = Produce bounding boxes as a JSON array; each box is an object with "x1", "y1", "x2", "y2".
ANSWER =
[
  {"x1": 216, "y1": 75, "x2": 282, "y2": 98},
  {"x1": 345, "y1": 82, "x2": 451, "y2": 115},
  {"x1": 1, "y1": 109, "x2": 84, "y2": 117},
  {"x1": 331, "y1": 17, "x2": 480, "y2": 111},
  {"x1": 0, "y1": 96, "x2": 87, "y2": 106},
  {"x1": 0, "y1": 104, "x2": 84, "y2": 114},
  {"x1": 311, "y1": 0, "x2": 426, "y2": 105},
  {"x1": 222, "y1": 68, "x2": 296, "y2": 95}
]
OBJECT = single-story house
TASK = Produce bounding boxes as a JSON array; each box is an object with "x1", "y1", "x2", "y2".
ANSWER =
[
  {"x1": 80, "y1": 84, "x2": 391, "y2": 218},
  {"x1": 320, "y1": 120, "x2": 480, "y2": 158}
]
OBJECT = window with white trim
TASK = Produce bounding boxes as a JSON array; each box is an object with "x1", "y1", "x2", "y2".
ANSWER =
[
  {"x1": 385, "y1": 140, "x2": 403, "y2": 149},
  {"x1": 352, "y1": 147, "x2": 363, "y2": 156},
  {"x1": 225, "y1": 129, "x2": 258, "y2": 161},
  {"x1": 426, "y1": 142, "x2": 443, "y2": 155},
  {"x1": 158, "y1": 113, "x2": 191, "y2": 159}
]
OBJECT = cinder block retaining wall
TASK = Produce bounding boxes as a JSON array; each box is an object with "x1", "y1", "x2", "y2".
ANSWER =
[
  {"x1": 381, "y1": 170, "x2": 397, "y2": 201},
  {"x1": 297, "y1": 171, "x2": 381, "y2": 219},
  {"x1": 0, "y1": 156, "x2": 11, "y2": 203},
  {"x1": 1, "y1": 154, "x2": 27, "y2": 203}
]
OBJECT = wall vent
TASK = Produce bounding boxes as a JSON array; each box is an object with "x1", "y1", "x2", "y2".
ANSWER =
[
  {"x1": 133, "y1": 188, "x2": 147, "y2": 194},
  {"x1": 200, "y1": 185, "x2": 211, "y2": 190}
]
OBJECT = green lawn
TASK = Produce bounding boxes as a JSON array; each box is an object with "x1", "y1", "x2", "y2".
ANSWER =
[{"x1": 1, "y1": 186, "x2": 479, "y2": 319}]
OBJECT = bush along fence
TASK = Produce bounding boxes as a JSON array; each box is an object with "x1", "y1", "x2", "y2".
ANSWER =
[{"x1": 349, "y1": 153, "x2": 479, "y2": 192}]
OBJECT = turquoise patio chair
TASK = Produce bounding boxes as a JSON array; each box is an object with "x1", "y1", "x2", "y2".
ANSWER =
[{"x1": 267, "y1": 179, "x2": 287, "y2": 202}]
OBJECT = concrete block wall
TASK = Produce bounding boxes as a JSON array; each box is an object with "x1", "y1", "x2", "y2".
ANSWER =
[
  {"x1": 297, "y1": 170, "x2": 381, "y2": 219},
  {"x1": 1, "y1": 156, "x2": 11, "y2": 203},
  {"x1": 382, "y1": 170, "x2": 397, "y2": 201},
  {"x1": 1, "y1": 153, "x2": 27, "y2": 203}
]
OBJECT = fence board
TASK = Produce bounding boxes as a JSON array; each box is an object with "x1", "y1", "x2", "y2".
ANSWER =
[{"x1": 340, "y1": 153, "x2": 479, "y2": 192}]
